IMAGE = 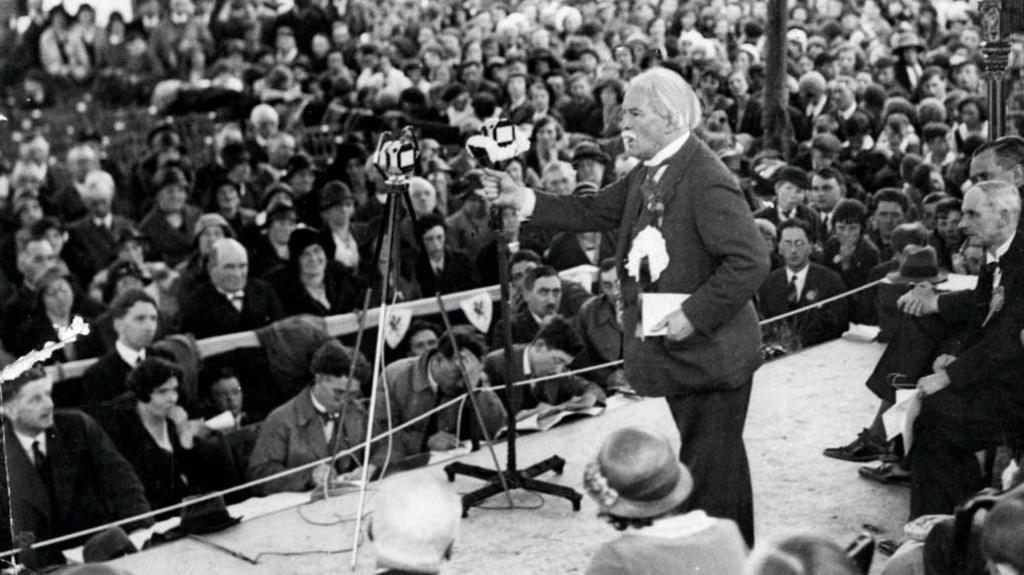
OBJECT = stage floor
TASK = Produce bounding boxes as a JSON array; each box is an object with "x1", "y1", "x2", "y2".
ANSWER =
[{"x1": 109, "y1": 337, "x2": 905, "y2": 574}]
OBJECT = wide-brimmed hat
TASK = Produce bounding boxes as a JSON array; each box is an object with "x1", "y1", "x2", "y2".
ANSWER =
[
  {"x1": 886, "y1": 245, "x2": 948, "y2": 284},
  {"x1": 176, "y1": 495, "x2": 241, "y2": 536},
  {"x1": 891, "y1": 31, "x2": 925, "y2": 52},
  {"x1": 583, "y1": 428, "x2": 693, "y2": 518},
  {"x1": 288, "y1": 225, "x2": 335, "y2": 263}
]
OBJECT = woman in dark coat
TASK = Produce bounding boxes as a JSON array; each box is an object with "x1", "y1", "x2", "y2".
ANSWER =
[
  {"x1": 97, "y1": 357, "x2": 237, "y2": 515},
  {"x1": 269, "y1": 226, "x2": 363, "y2": 317}
]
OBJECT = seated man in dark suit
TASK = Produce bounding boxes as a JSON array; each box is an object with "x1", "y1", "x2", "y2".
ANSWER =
[
  {"x1": 493, "y1": 264, "x2": 564, "y2": 348},
  {"x1": 68, "y1": 170, "x2": 136, "y2": 281},
  {"x1": 826, "y1": 180, "x2": 1024, "y2": 519},
  {"x1": 413, "y1": 213, "x2": 482, "y2": 296},
  {"x1": 248, "y1": 341, "x2": 382, "y2": 495},
  {"x1": 0, "y1": 366, "x2": 152, "y2": 569},
  {"x1": 78, "y1": 289, "x2": 159, "y2": 408},
  {"x1": 822, "y1": 199, "x2": 881, "y2": 300},
  {"x1": 178, "y1": 238, "x2": 284, "y2": 339},
  {"x1": 572, "y1": 258, "x2": 627, "y2": 391},
  {"x1": 758, "y1": 218, "x2": 849, "y2": 350},
  {"x1": 505, "y1": 249, "x2": 592, "y2": 316},
  {"x1": 484, "y1": 315, "x2": 606, "y2": 417},
  {"x1": 373, "y1": 326, "x2": 506, "y2": 466}
]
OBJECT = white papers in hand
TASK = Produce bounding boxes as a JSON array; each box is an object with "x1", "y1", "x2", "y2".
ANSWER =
[
  {"x1": 641, "y1": 293, "x2": 690, "y2": 336},
  {"x1": 882, "y1": 389, "x2": 922, "y2": 452}
]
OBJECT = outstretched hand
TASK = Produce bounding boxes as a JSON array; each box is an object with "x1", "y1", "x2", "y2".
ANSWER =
[{"x1": 480, "y1": 168, "x2": 528, "y2": 210}]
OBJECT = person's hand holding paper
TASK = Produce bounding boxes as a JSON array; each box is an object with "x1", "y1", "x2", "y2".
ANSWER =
[{"x1": 641, "y1": 293, "x2": 692, "y2": 338}]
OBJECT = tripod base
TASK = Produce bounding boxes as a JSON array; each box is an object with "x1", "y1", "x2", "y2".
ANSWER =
[{"x1": 444, "y1": 456, "x2": 582, "y2": 517}]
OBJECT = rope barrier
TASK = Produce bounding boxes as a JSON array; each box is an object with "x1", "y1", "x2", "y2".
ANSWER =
[
  {"x1": 0, "y1": 361, "x2": 623, "y2": 560},
  {"x1": 1, "y1": 275, "x2": 905, "y2": 561}
]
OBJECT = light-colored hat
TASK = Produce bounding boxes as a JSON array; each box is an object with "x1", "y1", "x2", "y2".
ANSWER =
[
  {"x1": 371, "y1": 475, "x2": 462, "y2": 574},
  {"x1": 583, "y1": 428, "x2": 693, "y2": 518}
]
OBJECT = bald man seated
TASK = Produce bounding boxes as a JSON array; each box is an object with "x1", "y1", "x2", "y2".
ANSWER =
[{"x1": 178, "y1": 238, "x2": 284, "y2": 339}]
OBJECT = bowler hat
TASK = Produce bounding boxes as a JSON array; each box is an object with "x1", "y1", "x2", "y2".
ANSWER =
[
  {"x1": 176, "y1": 495, "x2": 241, "y2": 536},
  {"x1": 583, "y1": 428, "x2": 693, "y2": 518},
  {"x1": 886, "y1": 245, "x2": 948, "y2": 284}
]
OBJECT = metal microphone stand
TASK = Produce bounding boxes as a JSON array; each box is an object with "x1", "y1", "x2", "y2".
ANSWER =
[{"x1": 443, "y1": 205, "x2": 582, "y2": 514}]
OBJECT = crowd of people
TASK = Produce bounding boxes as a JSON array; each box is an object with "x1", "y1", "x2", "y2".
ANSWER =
[{"x1": 2, "y1": 0, "x2": 1024, "y2": 572}]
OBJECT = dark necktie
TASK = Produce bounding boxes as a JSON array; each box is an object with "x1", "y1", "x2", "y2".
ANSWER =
[
  {"x1": 32, "y1": 440, "x2": 46, "y2": 473},
  {"x1": 982, "y1": 261, "x2": 999, "y2": 297},
  {"x1": 788, "y1": 275, "x2": 800, "y2": 308}
]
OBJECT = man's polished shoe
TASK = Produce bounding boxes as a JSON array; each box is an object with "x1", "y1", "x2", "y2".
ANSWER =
[
  {"x1": 858, "y1": 462, "x2": 911, "y2": 487},
  {"x1": 823, "y1": 429, "x2": 888, "y2": 462}
]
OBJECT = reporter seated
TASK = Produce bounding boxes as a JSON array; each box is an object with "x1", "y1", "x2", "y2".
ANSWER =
[
  {"x1": 248, "y1": 340, "x2": 382, "y2": 495},
  {"x1": 484, "y1": 315, "x2": 606, "y2": 416},
  {"x1": 374, "y1": 326, "x2": 506, "y2": 467},
  {"x1": 96, "y1": 358, "x2": 238, "y2": 515}
]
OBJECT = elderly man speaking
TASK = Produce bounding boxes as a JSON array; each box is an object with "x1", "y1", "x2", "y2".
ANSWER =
[{"x1": 484, "y1": 67, "x2": 767, "y2": 545}]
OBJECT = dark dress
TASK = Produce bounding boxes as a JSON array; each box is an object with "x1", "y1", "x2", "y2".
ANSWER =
[
  {"x1": 96, "y1": 400, "x2": 238, "y2": 514},
  {"x1": 269, "y1": 261, "x2": 364, "y2": 317}
]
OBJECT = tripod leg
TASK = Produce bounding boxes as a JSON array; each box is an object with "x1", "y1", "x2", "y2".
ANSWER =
[
  {"x1": 444, "y1": 462, "x2": 499, "y2": 483},
  {"x1": 458, "y1": 481, "x2": 508, "y2": 517},
  {"x1": 520, "y1": 455, "x2": 567, "y2": 479},
  {"x1": 519, "y1": 477, "x2": 583, "y2": 512}
]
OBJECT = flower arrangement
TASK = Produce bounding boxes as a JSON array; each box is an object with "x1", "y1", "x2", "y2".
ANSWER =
[{"x1": 583, "y1": 461, "x2": 619, "y2": 509}]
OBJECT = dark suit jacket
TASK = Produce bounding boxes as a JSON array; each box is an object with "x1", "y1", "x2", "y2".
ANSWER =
[
  {"x1": 414, "y1": 248, "x2": 482, "y2": 296},
  {"x1": 80, "y1": 350, "x2": 134, "y2": 407},
  {"x1": 374, "y1": 354, "x2": 506, "y2": 465},
  {"x1": 940, "y1": 228, "x2": 1024, "y2": 392},
  {"x1": 757, "y1": 263, "x2": 850, "y2": 348},
  {"x1": 178, "y1": 279, "x2": 284, "y2": 339},
  {"x1": 491, "y1": 306, "x2": 542, "y2": 349},
  {"x1": 822, "y1": 236, "x2": 881, "y2": 292},
  {"x1": 529, "y1": 136, "x2": 769, "y2": 395},
  {"x1": 68, "y1": 215, "x2": 136, "y2": 280},
  {"x1": 571, "y1": 294, "x2": 623, "y2": 388},
  {"x1": 0, "y1": 411, "x2": 152, "y2": 569},
  {"x1": 247, "y1": 389, "x2": 378, "y2": 495},
  {"x1": 483, "y1": 345, "x2": 606, "y2": 413},
  {"x1": 545, "y1": 231, "x2": 617, "y2": 272}
]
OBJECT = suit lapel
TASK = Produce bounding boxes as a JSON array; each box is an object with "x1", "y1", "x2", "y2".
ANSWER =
[
  {"x1": 298, "y1": 393, "x2": 329, "y2": 460},
  {"x1": 4, "y1": 424, "x2": 52, "y2": 522}
]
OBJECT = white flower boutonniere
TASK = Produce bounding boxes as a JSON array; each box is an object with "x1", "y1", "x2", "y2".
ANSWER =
[
  {"x1": 805, "y1": 289, "x2": 818, "y2": 303},
  {"x1": 626, "y1": 225, "x2": 670, "y2": 283}
]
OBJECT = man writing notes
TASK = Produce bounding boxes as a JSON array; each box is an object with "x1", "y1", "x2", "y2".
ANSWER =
[{"x1": 483, "y1": 67, "x2": 768, "y2": 545}]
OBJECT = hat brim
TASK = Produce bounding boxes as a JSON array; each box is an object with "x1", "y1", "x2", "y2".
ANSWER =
[
  {"x1": 885, "y1": 269, "x2": 948, "y2": 285},
  {"x1": 602, "y1": 462, "x2": 693, "y2": 519},
  {"x1": 174, "y1": 514, "x2": 242, "y2": 537}
]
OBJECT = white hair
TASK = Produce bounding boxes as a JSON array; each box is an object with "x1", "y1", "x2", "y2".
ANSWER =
[
  {"x1": 83, "y1": 170, "x2": 116, "y2": 203},
  {"x1": 372, "y1": 475, "x2": 461, "y2": 573},
  {"x1": 627, "y1": 67, "x2": 702, "y2": 132},
  {"x1": 249, "y1": 103, "x2": 279, "y2": 125}
]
